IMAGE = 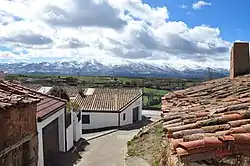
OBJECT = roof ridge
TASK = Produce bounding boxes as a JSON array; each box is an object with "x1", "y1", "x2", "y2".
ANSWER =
[
  {"x1": 0, "y1": 82, "x2": 42, "y2": 100},
  {"x1": 118, "y1": 93, "x2": 142, "y2": 112}
]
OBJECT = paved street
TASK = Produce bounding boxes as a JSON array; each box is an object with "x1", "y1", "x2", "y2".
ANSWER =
[
  {"x1": 76, "y1": 129, "x2": 139, "y2": 166},
  {"x1": 142, "y1": 110, "x2": 161, "y2": 121},
  {"x1": 76, "y1": 110, "x2": 161, "y2": 166}
]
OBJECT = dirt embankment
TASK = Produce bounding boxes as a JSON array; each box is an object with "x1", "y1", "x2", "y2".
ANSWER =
[{"x1": 127, "y1": 120, "x2": 165, "y2": 166}]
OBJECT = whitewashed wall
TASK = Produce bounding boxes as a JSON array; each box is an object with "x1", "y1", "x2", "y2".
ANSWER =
[
  {"x1": 73, "y1": 110, "x2": 82, "y2": 141},
  {"x1": 66, "y1": 110, "x2": 74, "y2": 151},
  {"x1": 138, "y1": 96, "x2": 143, "y2": 121},
  {"x1": 37, "y1": 108, "x2": 66, "y2": 166},
  {"x1": 119, "y1": 96, "x2": 142, "y2": 126},
  {"x1": 82, "y1": 112, "x2": 118, "y2": 130}
]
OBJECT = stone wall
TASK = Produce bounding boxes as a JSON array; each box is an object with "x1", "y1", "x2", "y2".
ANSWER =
[
  {"x1": 0, "y1": 135, "x2": 38, "y2": 166},
  {"x1": 0, "y1": 103, "x2": 37, "y2": 150}
]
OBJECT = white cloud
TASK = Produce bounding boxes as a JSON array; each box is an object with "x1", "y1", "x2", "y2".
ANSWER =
[
  {"x1": 179, "y1": 4, "x2": 188, "y2": 9},
  {"x1": 0, "y1": 0, "x2": 230, "y2": 69},
  {"x1": 192, "y1": 1, "x2": 211, "y2": 10}
]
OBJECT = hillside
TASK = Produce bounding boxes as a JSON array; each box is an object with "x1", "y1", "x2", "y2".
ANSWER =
[{"x1": 0, "y1": 60, "x2": 229, "y2": 79}]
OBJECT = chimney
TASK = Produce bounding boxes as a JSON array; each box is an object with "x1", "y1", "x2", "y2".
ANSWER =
[
  {"x1": 230, "y1": 42, "x2": 250, "y2": 78},
  {"x1": 0, "y1": 71, "x2": 5, "y2": 81}
]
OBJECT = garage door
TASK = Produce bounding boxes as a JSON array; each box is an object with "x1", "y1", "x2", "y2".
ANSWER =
[
  {"x1": 43, "y1": 118, "x2": 59, "y2": 166},
  {"x1": 133, "y1": 107, "x2": 139, "y2": 123}
]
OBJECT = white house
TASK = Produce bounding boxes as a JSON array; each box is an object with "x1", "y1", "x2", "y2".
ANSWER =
[
  {"x1": 72, "y1": 110, "x2": 82, "y2": 141},
  {"x1": 74, "y1": 88, "x2": 143, "y2": 131},
  {"x1": 2, "y1": 81, "x2": 76, "y2": 166},
  {"x1": 36, "y1": 85, "x2": 83, "y2": 150}
]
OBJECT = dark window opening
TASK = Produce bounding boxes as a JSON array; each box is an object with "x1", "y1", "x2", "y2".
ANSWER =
[
  {"x1": 65, "y1": 112, "x2": 72, "y2": 128},
  {"x1": 123, "y1": 113, "x2": 126, "y2": 121},
  {"x1": 77, "y1": 112, "x2": 81, "y2": 122},
  {"x1": 82, "y1": 115, "x2": 90, "y2": 124}
]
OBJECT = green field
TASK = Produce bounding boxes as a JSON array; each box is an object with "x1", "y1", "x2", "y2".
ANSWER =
[
  {"x1": 7, "y1": 74, "x2": 201, "y2": 110},
  {"x1": 143, "y1": 88, "x2": 167, "y2": 96},
  {"x1": 142, "y1": 88, "x2": 168, "y2": 110}
]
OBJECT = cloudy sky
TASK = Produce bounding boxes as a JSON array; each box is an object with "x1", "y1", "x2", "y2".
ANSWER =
[{"x1": 0, "y1": 0, "x2": 248, "y2": 69}]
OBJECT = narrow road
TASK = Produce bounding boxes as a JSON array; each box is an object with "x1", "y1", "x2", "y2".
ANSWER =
[
  {"x1": 142, "y1": 110, "x2": 161, "y2": 121},
  {"x1": 77, "y1": 130, "x2": 139, "y2": 166},
  {"x1": 76, "y1": 110, "x2": 161, "y2": 166}
]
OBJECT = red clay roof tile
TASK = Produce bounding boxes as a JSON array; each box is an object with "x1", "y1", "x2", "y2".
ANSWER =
[
  {"x1": 74, "y1": 88, "x2": 142, "y2": 112},
  {"x1": 162, "y1": 74, "x2": 250, "y2": 164},
  {"x1": 0, "y1": 81, "x2": 66, "y2": 120}
]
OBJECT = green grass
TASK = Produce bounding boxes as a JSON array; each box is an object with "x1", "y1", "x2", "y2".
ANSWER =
[
  {"x1": 142, "y1": 88, "x2": 168, "y2": 110},
  {"x1": 143, "y1": 88, "x2": 167, "y2": 96},
  {"x1": 127, "y1": 122, "x2": 164, "y2": 165},
  {"x1": 150, "y1": 103, "x2": 162, "y2": 110},
  {"x1": 142, "y1": 96, "x2": 149, "y2": 106}
]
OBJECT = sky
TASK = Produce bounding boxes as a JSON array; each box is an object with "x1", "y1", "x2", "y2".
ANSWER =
[{"x1": 0, "y1": 0, "x2": 249, "y2": 69}]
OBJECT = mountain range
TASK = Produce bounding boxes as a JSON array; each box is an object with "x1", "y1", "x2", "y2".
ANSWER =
[{"x1": 0, "y1": 60, "x2": 229, "y2": 79}]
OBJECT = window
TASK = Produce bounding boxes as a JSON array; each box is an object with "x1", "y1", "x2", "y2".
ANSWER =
[
  {"x1": 82, "y1": 115, "x2": 90, "y2": 124},
  {"x1": 123, "y1": 113, "x2": 126, "y2": 121}
]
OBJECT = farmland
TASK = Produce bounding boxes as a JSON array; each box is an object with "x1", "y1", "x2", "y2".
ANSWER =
[{"x1": 6, "y1": 74, "x2": 203, "y2": 110}]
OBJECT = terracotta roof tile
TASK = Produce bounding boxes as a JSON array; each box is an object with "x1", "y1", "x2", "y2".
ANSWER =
[
  {"x1": 161, "y1": 74, "x2": 250, "y2": 164},
  {"x1": 74, "y1": 88, "x2": 142, "y2": 112},
  {"x1": 0, "y1": 81, "x2": 66, "y2": 120},
  {"x1": 60, "y1": 86, "x2": 82, "y2": 97}
]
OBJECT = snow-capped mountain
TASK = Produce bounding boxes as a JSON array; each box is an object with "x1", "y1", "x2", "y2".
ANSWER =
[{"x1": 0, "y1": 60, "x2": 229, "y2": 79}]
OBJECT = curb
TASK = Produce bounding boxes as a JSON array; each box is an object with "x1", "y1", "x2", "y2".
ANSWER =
[{"x1": 85, "y1": 129, "x2": 119, "y2": 141}]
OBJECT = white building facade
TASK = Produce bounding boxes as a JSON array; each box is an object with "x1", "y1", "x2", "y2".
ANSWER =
[
  {"x1": 81, "y1": 96, "x2": 142, "y2": 130},
  {"x1": 37, "y1": 108, "x2": 66, "y2": 166}
]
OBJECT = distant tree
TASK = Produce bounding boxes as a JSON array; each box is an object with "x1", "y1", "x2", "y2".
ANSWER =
[
  {"x1": 50, "y1": 87, "x2": 70, "y2": 101},
  {"x1": 144, "y1": 81, "x2": 154, "y2": 88},
  {"x1": 124, "y1": 81, "x2": 131, "y2": 87},
  {"x1": 131, "y1": 80, "x2": 138, "y2": 87},
  {"x1": 78, "y1": 88, "x2": 86, "y2": 98}
]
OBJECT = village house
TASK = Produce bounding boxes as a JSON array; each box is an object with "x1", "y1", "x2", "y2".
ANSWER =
[
  {"x1": 37, "y1": 85, "x2": 80, "y2": 101},
  {"x1": 74, "y1": 88, "x2": 143, "y2": 131},
  {"x1": 0, "y1": 85, "x2": 39, "y2": 166},
  {"x1": 161, "y1": 42, "x2": 250, "y2": 165},
  {"x1": 0, "y1": 80, "x2": 79, "y2": 166},
  {"x1": 36, "y1": 85, "x2": 82, "y2": 142}
]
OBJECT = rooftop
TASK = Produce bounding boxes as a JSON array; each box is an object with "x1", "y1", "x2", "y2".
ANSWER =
[
  {"x1": 74, "y1": 88, "x2": 142, "y2": 112},
  {"x1": 0, "y1": 86, "x2": 40, "y2": 110},
  {"x1": 37, "y1": 85, "x2": 82, "y2": 98},
  {"x1": 21, "y1": 83, "x2": 42, "y2": 91},
  {"x1": 161, "y1": 74, "x2": 250, "y2": 165},
  {"x1": 37, "y1": 86, "x2": 53, "y2": 94},
  {"x1": 0, "y1": 81, "x2": 66, "y2": 121},
  {"x1": 60, "y1": 86, "x2": 82, "y2": 97}
]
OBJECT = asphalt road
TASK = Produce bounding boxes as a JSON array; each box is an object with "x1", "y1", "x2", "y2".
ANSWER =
[
  {"x1": 77, "y1": 129, "x2": 139, "y2": 166},
  {"x1": 76, "y1": 110, "x2": 161, "y2": 166},
  {"x1": 142, "y1": 110, "x2": 161, "y2": 121}
]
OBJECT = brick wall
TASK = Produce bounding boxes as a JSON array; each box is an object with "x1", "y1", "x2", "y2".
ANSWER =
[
  {"x1": 0, "y1": 103, "x2": 37, "y2": 150},
  {"x1": 230, "y1": 42, "x2": 250, "y2": 78}
]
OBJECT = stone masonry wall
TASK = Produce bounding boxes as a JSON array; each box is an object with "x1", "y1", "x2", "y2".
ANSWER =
[{"x1": 0, "y1": 103, "x2": 37, "y2": 151}]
